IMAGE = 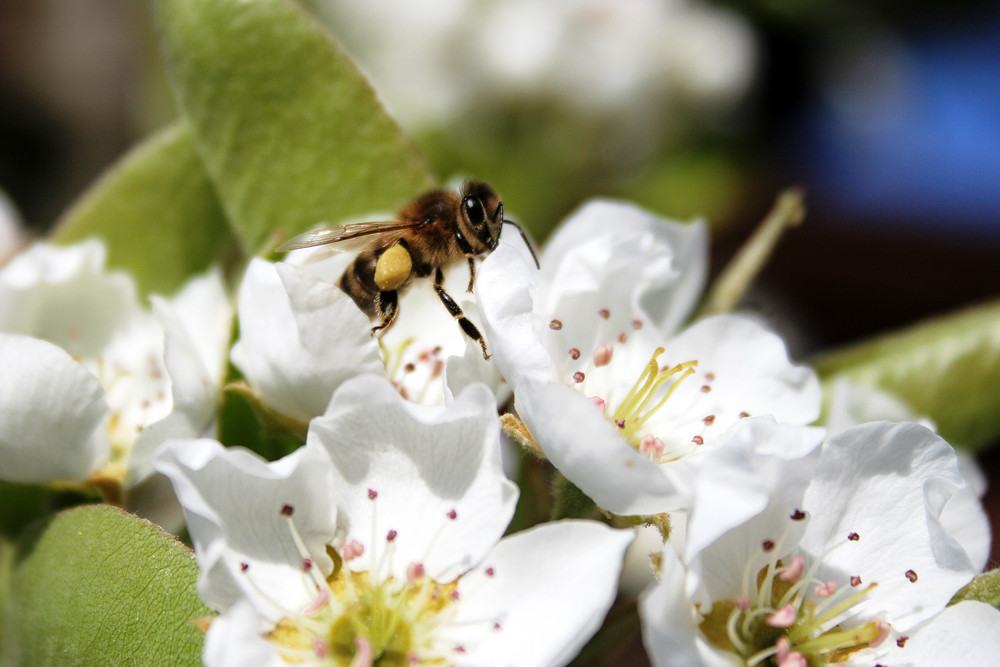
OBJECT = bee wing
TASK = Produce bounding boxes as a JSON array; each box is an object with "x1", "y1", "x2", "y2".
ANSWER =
[{"x1": 276, "y1": 220, "x2": 423, "y2": 252}]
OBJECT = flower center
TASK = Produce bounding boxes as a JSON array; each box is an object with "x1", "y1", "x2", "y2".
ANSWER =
[
  {"x1": 607, "y1": 347, "x2": 697, "y2": 447},
  {"x1": 380, "y1": 337, "x2": 445, "y2": 404},
  {"x1": 698, "y1": 515, "x2": 892, "y2": 666},
  {"x1": 251, "y1": 498, "x2": 481, "y2": 665}
]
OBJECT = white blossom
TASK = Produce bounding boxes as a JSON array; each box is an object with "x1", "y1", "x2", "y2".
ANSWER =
[
  {"x1": 639, "y1": 419, "x2": 986, "y2": 666},
  {"x1": 477, "y1": 200, "x2": 821, "y2": 516},
  {"x1": 156, "y1": 374, "x2": 633, "y2": 666},
  {"x1": 0, "y1": 240, "x2": 230, "y2": 486}
]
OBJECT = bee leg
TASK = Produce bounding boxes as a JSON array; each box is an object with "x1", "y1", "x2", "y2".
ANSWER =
[
  {"x1": 434, "y1": 268, "x2": 490, "y2": 360},
  {"x1": 466, "y1": 258, "x2": 476, "y2": 293},
  {"x1": 372, "y1": 290, "x2": 398, "y2": 334}
]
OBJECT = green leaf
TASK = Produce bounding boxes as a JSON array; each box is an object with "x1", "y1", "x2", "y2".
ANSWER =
[
  {"x1": 5, "y1": 505, "x2": 210, "y2": 666},
  {"x1": 950, "y1": 569, "x2": 1000, "y2": 609},
  {"x1": 153, "y1": 0, "x2": 436, "y2": 253},
  {"x1": 51, "y1": 122, "x2": 237, "y2": 296},
  {"x1": 814, "y1": 299, "x2": 1000, "y2": 450}
]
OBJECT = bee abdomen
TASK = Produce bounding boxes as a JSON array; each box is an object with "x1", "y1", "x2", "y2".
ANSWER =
[{"x1": 338, "y1": 252, "x2": 381, "y2": 318}]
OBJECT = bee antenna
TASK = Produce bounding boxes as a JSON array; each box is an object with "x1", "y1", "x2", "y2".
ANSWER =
[{"x1": 503, "y1": 219, "x2": 541, "y2": 269}]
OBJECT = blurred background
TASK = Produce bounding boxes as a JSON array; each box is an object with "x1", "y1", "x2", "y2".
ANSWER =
[{"x1": 1, "y1": 0, "x2": 998, "y2": 655}]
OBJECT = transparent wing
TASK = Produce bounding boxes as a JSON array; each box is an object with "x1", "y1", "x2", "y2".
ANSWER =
[{"x1": 276, "y1": 220, "x2": 422, "y2": 252}]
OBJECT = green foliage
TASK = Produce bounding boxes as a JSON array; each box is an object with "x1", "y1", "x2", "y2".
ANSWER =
[
  {"x1": 152, "y1": 0, "x2": 435, "y2": 253},
  {"x1": 815, "y1": 299, "x2": 1000, "y2": 450},
  {"x1": 51, "y1": 123, "x2": 235, "y2": 296},
  {"x1": 950, "y1": 569, "x2": 1000, "y2": 609},
  {"x1": 4, "y1": 506, "x2": 210, "y2": 666}
]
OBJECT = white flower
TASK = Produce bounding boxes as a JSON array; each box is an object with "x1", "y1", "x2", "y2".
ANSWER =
[
  {"x1": 316, "y1": 0, "x2": 756, "y2": 130},
  {"x1": 825, "y1": 379, "x2": 992, "y2": 572},
  {"x1": 257, "y1": 246, "x2": 504, "y2": 410},
  {"x1": 639, "y1": 419, "x2": 985, "y2": 666},
  {"x1": 0, "y1": 240, "x2": 230, "y2": 486},
  {"x1": 230, "y1": 258, "x2": 382, "y2": 423},
  {"x1": 893, "y1": 600, "x2": 1000, "y2": 666},
  {"x1": 156, "y1": 374, "x2": 634, "y2": 666},
  {"x1": 476, "y1": 200, "x2": 821, "y2": 516}
]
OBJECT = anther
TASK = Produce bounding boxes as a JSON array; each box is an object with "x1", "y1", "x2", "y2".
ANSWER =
[
  {"x1": 598, "y1": 308, "x2": 610, "y2": 319},
  {"x1": 618, "y1": 332, "x2": 628, "y2": 343},
  {"x1": 343, "y1": 540, "x2": 364, "y2": 561},
  {"x1": 700, "y1": 385, "x2": 712, "y2": 393},
  {"x1": 446, "y1": 509, "x2": 458, "y2": 520},
  {"x1": 593, "y1": 343, "x2": 614, "y2": 367},
  {"x1": 387, "y1": 530, "x2": 398, "y2": 542},
  {"x1": 847, "y1": 532, "x2": 860, "y2": 541},
  {"x1": 896, "y1": 637, "x2": 909, "y2": 648},
  {"x1": 368, "y1": 489, "x2": 378, "y2": 500},
  {"x1": 639, "y1": 435, "x2": 665, "y2": 461},
  {"x1": 281, "y1": 504, "x2": 295, "y2": 517},
  {"x1": 549, "y1": 319, "x2": 563, "y2": 330},
  {"x1": 702, "y1": 415, "x2": 716, "y2": 426},
  {"x1": 485, "y1": 567, "x2": 495, "y2": 577},
  {"x1": 762, "y1": 540, "x2": 775, "y2": 552},
  {"x1": 407, "y1": 563, "x2": 425, "y2": 582},
  {"x1": 851, "y1": 576, "x2": 862, "y2": 587},
  {"x1": 766, "y1": 604, "x2": 797, "y2": 628},
  {"x1": 573, "y1": 371, "x2": 585, "y2": 383},
  {"x1": 790, "y1": 509, "x2": 806, "y2": 520},
  {"x1": 779, "y1": 556, "x2": 805, "y2": 582},
  {"x1": 814, "y1": 581, "x2": 837, "y2": 598},
  {"x1": 691, "y1": 435, "x2": 704, "y2": 445},
  {"x1": 568, "y1": 347, "x2": 581, "y2": 360},
  {"x1": 905, "y1": 570, "x2": 918, "y2": 583},
  {"x1": 632, "y1": 319, "x2": 643, "y2": 329}
]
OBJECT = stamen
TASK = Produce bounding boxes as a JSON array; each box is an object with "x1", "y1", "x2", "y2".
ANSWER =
[{"x1": 593, "y1": 342, "x2": 614, "y2": 367}]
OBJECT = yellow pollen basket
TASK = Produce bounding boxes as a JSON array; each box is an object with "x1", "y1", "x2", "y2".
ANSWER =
[{"x1": 375, "y1": 244, "x2": 413, "y2": 292}]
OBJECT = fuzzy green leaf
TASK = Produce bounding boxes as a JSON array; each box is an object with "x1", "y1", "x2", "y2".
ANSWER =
[
  {"x1": 51, "y1": 122, "x2": 236, "y2": 296},
  {"x1": 815, "y1": 299, "x2": 1000, "y2": 450},
  {"x1": 153, "y1": 0, "x2": 435, "y2": 253},
  {"x1": 950, "y1": 568, "x2": 1000, "y2": 609},
  {"x1": 4, "y1": 505, "x2": 210, "y2": 666}
]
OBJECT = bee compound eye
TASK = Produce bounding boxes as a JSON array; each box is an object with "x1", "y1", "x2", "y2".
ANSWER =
[{"x1": 463, "y1": 196, "x2": 486, "y2": 227}]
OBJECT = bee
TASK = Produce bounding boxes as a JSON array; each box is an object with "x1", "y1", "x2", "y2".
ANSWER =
[{"x1": 276, "y1": 180, "x2": 539, "y2": 359}]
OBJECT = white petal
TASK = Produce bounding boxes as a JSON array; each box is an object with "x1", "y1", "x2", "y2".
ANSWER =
[
  {"x1": 639, "y1": 547, "x2": 733, "y2": 667},
  {"x1": 477, "y1": 234, "x2": 555, "y2": 388},
  {"x1": 894, "y1": 601, "x2": 1000, "y2": 666},
  {"x1": 825, "y1": 378, "x2": 936, "y2": 434},
  {"x1": 0, "y1": 333, "x2": 109, "y2": 482},
  {"x1": 0, "y1": 240, "x2": 142, "y2": 359},
  {"x1": 450, "y1": 520, "x2": 634, "y2": 667},
  {"x1": 800, "y1": 422, "x2": 978, "y2": 630},
  {"x1": 153, "y1": 439, "x2": 337, "y2": 622},
  {"x1": 515, "y1": 378, "x2": 678, "y2": 516},
  {"x1": 308, "y1": 374, "x2": 516, "y2": 583},
  {"x1": 681, "y1": 418, "x2": 824, "y2": 563},
  {"x1": 540, "y1": 199, "x2": 707, "y2": 335},
  {"x1": 203, "y1": 599, "x2": 285, "y2": 667},
  {"x1": 642, "y1": 315, "x2": 821, "y2": 453},
  {"x1": 942, "y1": 451, "x2": 991, "y2": 571},
  {"x1": 230, "y1": 259, "x2": 381, "y2": 422},
  {"x1": 129, "y1": 269, "x2": 233, "y2": 484}
]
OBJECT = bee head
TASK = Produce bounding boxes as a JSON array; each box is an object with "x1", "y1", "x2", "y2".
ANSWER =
[{"x1": 459, "y1": 181, "x2": 504, "y2": 252}]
